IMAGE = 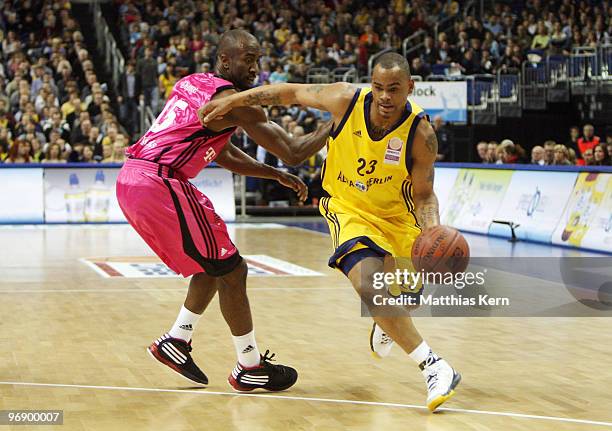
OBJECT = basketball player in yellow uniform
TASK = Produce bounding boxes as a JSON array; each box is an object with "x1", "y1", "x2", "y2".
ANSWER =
[{"x1": 200, "y1": 53, "x2": 461, "y2": 411}]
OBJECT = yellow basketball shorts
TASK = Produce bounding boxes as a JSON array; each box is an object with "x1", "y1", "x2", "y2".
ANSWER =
[{"x1": 319, "y1": 196, "x2": 422, "y2": 296}]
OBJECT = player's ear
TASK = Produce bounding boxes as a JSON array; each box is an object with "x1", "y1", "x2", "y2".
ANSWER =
[
  {"x1": 407, "y1": 79, "x2": 415, "y2": 96},
  {"x1": 219, "y1": 53, "x2": 230, "y2": 71}
]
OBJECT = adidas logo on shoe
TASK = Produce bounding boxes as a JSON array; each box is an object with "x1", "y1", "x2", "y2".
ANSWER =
[
  {"x1": 179, "y1": 324, "x2": 193, "y2": 331},
  {"x1": 242, "y1": 345, "x2": 255, "y2": 353}
]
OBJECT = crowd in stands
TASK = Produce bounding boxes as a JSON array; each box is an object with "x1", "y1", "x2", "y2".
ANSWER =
[
  {"x1": 0, "y1": 0, "x2": 128, "y2": 164},
  {"x1": 114, "y1": 0, "x2": 464, "y2": 115},
  {"x1": 2, "y1": 0, "x2": 611, "y2": 175},
  {"x1": 411, "y1": 0, "x2": 611, "y2": 78},
  {"x1": 476, "y1": 125, "x2": 612, "y2": 166}
]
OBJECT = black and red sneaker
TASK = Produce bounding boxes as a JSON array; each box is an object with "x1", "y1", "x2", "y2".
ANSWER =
[
  {"x1": 147, "y1": 333, "x2": 208, "y2": 385},
  {"x1": 228, "y1": 350, "x2": 298, "y2": 392}
]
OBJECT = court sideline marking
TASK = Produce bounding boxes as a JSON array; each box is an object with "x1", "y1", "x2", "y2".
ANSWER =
[{"x1": 1, "y1": 381, "x2": 611, "y2": 428}]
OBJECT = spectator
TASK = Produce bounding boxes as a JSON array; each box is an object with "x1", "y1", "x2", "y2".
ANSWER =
[
  {"x1": 583, "y1": 148, "x2": 595, "y2": 166},
  {"x1": 31, "y1": 138, "x2": 43, "y2": 162},
  {"x1": 98, "y1": 143, "x2": 111, "y2": 163},
  {"x1": 476, "y1": 141, "x2": 488, "y2": 163},
  {"x1": 68, "y1": 141, "x2": 86, "y2": 163},
  {"x1": 421, "y1": 36, "x2": 439, "y2": 66},
  {"x1": 566, "y1": 126, "x2": 580, "y2": 156},
  {"x1": 487, "y1": 141, "x2": 498, "y2": 163},
  {"x1": 71, "y1": 119, "x2": 92, "y2": 146},
  {"x1": 499, "y1": 139, "x2": 524, "y2": 164},
  {"x1": 137, "y1": 47, "x2": 159, "y2": 112},
  {"x1": 79, "y1": 144, "x2": 95, "y2": 163},
  {"x1": 269, "y1": 65, "x2": 289, "y2": 83},
  {"x1": 432, "y1": 115, "x2": 452, "y2": 161},
  {"x1": 117, "y1": 62, "x2": 141, "y2": 136},
  {"x1": 411, "y1": 57, "x2": 431, "y2": 78},
  {"x1": 5, "y1": 139, "x2": 31, "y2": 164},
  {"x1": 568, "y1": 148, "x2": 577, "y2": 165},
  {"x1": 159, "y1": 63, "x2": 177, "y2": 101},
  {"x1": 42, "y1": 143, "x2": 66, "y2": 163},
  {"x1": 577, "y1": 124, "x2": 601, "y2": 161},
  {"x1": 593, "y1": 144, "x2": 611, "y2": 166},
  {"x1": 531, "y1": 22, "x2": 551, "y2": 50},
  {"x1": 550, "y1": 22, "x2": 570, "y2": 54},
  {"x1": 552, "y1": 144, "x2": 572, "y2": 165},
  {"x1": 111, "y1": 135, "x2": 127, "y2": 163},
  {"x1": 531, "y1": 145, "x2": 545, "y2": 165},
  {"x1": 543, "y1": 141, "x2": 556, "y2": 165}
]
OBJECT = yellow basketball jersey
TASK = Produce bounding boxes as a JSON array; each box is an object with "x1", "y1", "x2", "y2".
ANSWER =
[{"x1": 322, "y1": 88, "x2": 428, "y2": 221}]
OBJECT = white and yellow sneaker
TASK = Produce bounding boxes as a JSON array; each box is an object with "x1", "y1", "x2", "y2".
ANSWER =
[
  {"x1": 421, "y1": 357, "x2": 461, "y2": 412},
  {"x1": 369, "y1": 323, "x2": 395, "y2": 359}
]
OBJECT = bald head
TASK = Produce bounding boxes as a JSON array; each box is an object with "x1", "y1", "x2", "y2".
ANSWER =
[
  {"x1": 216, "y1": 30, "x2": 261, "y2": 90},
  {"x1": 217, "y1": 29, "x2": 259, "y2": 59}
]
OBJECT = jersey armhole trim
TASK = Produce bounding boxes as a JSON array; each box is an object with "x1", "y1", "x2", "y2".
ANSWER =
[
  {"x1": 405, "y1": 111, "x2": 427, "y2": 173},
  {"x1": 329, "y1": 88, "x2": 361, "y2": 139},
  {"x1": 212, "y1": 85, "x2": 236, "y2": 97}
]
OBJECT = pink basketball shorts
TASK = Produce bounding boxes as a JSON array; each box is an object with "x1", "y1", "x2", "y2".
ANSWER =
[{"x1": 116, "y1": 158, "x2": 240, "y2": 277}]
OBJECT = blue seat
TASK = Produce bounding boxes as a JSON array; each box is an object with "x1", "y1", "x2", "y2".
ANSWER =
[{"x1": 499, "y1": 75, "x2": 518, "y2": 98}]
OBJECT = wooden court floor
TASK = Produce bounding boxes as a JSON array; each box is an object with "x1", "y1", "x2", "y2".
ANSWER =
[{"x1": 1, "y1": 223, "x2": 611, "y2": 431}]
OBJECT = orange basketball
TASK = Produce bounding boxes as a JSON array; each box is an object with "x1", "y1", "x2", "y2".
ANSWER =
[{"x1": 411, "y1": 225, "x2": 470, "y2": 274}]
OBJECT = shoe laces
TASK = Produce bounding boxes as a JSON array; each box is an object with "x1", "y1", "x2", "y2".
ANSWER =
[
  {"x1": 380, "y1": 333, "x2": 393, "y2": 345},
  {"x1": 424, "y1": 362, "x2": 441, "y2": 391},
  {"x1": 426, "y1": 372, "x2": 439, "y2": 391},
  {"x1": 260, "y1": 350, "x2": 286, "y2": 373},
  {"x1": 261, "y1": 349, "x2": 276, "y2": 363}
]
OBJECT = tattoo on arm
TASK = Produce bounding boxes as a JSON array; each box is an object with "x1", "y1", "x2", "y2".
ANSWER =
[
  {"x1": 244, "y1": 91, "x2": 282, "y2": 107},
  {"x1": 306, "y1": 85, "x2": 325, "y2": 94},
  {"x1": 416, "y1": 197, "x2": 440, "y2": 229},
  {"x1": 425, "y1": 132, "x2": 438, "y2": 155},
  {"x1": 427, "y1": 166, "x2": 435, "y2": 184}
]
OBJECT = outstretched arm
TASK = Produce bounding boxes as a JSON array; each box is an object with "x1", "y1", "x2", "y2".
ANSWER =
[
  {"x1": 199, "y1": 82, "x2": 356, "y2": 124},
  {"x1": 198, "y1": 84, "x2": 355, "y2": 166},
  {"x1": 215, "y1": 143, "x2": 308, "y2": 202},
  {"x1": 411, "y1": 119, "x2": 440, "y2": 230}
]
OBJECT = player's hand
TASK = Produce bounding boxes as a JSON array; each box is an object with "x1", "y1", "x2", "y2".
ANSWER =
[
  {"x1": 275, "y1": 170, "x2": 308, "y2": 202},
  {"x1": 199, "y1": 96, "x2": 236, "y2": 125}
]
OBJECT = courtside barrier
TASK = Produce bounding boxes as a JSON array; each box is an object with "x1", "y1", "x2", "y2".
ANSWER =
[
  {"x1": 0, "y1": 163, "x2": 234, "y2": 224},
  {"x1": 1, "y1": 162, "x2": 610, "y2": 253}
]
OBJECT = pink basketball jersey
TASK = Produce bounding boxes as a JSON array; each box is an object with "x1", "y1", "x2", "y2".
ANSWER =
[{"x1": 127, "y1": 73, "x2": 236, "y2": 179}]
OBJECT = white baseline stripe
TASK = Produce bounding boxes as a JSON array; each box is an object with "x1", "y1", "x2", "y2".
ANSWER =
[
  {"x1": 0, "y1": 287, "x2": 344, "y2": 294},
  {"x1": 1, "y1": 381, "x2": 611, "y2": 428}
]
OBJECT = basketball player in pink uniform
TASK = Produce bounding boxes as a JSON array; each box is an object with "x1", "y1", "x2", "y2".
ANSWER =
[{"x1": 117, "y1": 29, "x2": 331, "y2": 391}]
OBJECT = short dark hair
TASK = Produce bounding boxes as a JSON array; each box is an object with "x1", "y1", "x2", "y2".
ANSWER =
[{"x1": 374, "y1": 52, "x2": 411, "y2": 78}]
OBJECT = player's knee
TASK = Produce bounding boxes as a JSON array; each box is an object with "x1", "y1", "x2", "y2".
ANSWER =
[{"x1": 217, "y1": 255, "x2": 248, "y2": 288}]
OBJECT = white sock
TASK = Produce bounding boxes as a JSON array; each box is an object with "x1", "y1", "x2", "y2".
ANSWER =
[
  {"x1": 409, "y1": 341, "x2": 440, "y2": 368},
  {"x1": 168, "y1": 305, "x2": 201, "y2": 342},
  {"x1": 232, "y1": 329, "x2": 261, "y2": 368}
]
